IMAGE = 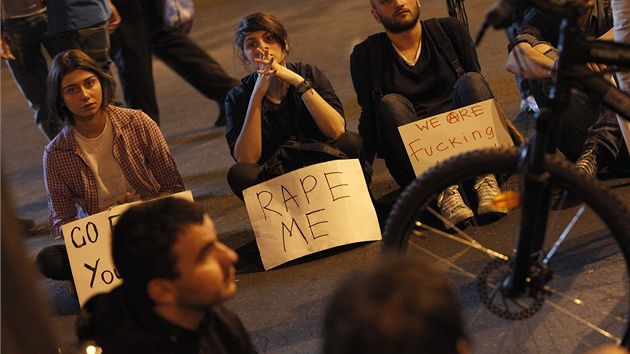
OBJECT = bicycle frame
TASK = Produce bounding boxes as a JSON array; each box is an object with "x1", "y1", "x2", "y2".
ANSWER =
[{"x1": 496, "y1": 0, "x2": 630, "y2": 318}]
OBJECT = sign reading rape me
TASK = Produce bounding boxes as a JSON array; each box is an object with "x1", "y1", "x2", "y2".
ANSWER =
[
  {"x1": 398, "y1": 99, "x2": 514, "y2": 178},
  {"x1": 62, "y1": 190, "x2": 194, "y2": 307},
  {"x1": 243, "y1": 159, "x2": 381, "y2": 270}
]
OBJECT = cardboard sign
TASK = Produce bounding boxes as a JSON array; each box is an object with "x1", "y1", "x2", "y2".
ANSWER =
[
  {"x1": 62, "y1": 190, "x2": 194, "y2": 307},
  {"x1": 398, "y1": 99, "x2": 514, "y2": 178},
  {"x1": 243, "y1": 159, "x2": 381, "y2": 270}
]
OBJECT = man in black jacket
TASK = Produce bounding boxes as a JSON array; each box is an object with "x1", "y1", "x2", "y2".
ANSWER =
[
  {"x1": 351, "y1": 0, "x2": 515, "y2": 229},
  {"x1": 76, "y1": 197, "x2": 256, "y2": 353}
]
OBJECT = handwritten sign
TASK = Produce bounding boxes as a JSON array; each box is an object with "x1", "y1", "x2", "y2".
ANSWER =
[
  {"x1": 62, "y1": 190, "x2": 194, "y2": 307},
  {"x1": 243, "y1": 159, "x2": 381, "y2": 270},
  {"x1": 398, "y1": 99, "x2": 514, "y2": 178}
]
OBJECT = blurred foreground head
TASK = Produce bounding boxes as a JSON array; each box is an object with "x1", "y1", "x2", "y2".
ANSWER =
[{"x1": 324, "y1": 256, "x2": 470, "y2": 354}]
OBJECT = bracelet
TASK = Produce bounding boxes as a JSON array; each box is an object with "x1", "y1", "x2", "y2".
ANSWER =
[{"x1": 296, "y1": 79, "x2": 313, "y2": 96}]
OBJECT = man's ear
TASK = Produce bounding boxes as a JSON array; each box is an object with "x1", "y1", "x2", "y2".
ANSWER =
[
  {"x1": 371, "y1": 8, "x2": 381, "y2": 23},
  {"x1": 147, "y1": 278, "x2": 177, "y2": 305}
]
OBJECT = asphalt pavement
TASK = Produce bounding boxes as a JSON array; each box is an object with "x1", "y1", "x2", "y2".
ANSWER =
[{"x1": 3, "y1": 0, "x2": 628, "y2": 353}]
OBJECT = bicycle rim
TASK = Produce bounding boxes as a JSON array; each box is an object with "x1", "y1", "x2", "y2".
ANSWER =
[{"x1": 382, "y1": 147, "x2": 630, "y2": 353}]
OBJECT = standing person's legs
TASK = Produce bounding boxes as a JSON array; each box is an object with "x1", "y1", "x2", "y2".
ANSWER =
[
  {"x1": 4, "y1": 13, "x2": 59, "y2": 141},
  {"x1": 47, "y1": 21, "x2": 112, "y2": 74},
  {"x1": 146, "y1": 0, "x2": 238, "y2": 125},
  {"x1": 110, "y1": 0, "x2": 160, "y2": 123},
  {"x1": 150, "y1": 30, "x2": 239, "y2": 118}
]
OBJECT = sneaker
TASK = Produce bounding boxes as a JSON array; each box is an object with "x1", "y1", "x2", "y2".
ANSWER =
[
  {"x1": 575, "y1": 144, "x2": 598, "y2": 176},
  {"x1": 437, "y1": 185, "x2": 473, "y2": 229},
  {"x1": 475, "y1": 174, "x2": 509, "y2": 215}
]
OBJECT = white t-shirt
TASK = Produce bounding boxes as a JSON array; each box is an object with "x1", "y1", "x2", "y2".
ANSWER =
[{"x1": 74, "y1": 116, "x2": 139, "y2": 211}]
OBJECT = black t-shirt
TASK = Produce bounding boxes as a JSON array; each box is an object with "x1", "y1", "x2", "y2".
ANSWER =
[{"x1": 350, "y1": 17, "x2": 481, "y2": 155}]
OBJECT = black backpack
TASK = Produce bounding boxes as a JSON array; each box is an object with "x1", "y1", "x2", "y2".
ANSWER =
[{"x1": 261, "y1": 140, "x2": 349, "y2": 180}]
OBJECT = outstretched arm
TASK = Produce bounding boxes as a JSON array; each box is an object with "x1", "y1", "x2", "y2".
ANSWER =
[{"x1": 505, "y1": 42, "x2": 556, "y2": 80}]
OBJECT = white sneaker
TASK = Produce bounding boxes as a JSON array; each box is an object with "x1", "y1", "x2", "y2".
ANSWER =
[
  {"x1": 575, "y1": 144, "x2": 598, "y2": 176},
  {"x1": 437, "y1": 185, "x2": 474, "y2": 229},
  {"x1": 474, "y1": 174, "x2": 509, "y2": 215}
]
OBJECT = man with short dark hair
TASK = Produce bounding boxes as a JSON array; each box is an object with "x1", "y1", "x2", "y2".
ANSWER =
[
  {"x1": 351, "y1": 0, "x2": 516, "y2": 229},
  {"x1": 76, "y1": 197, "x2": 256, "y2": 354}
]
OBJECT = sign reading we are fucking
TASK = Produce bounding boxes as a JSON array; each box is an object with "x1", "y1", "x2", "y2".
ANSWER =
[{"x1": 398, "y1": 99, "x2": 514, "y2": 178}]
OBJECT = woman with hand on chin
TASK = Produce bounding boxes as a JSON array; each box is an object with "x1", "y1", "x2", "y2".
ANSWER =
[
  {"x1": 36, "y1": 49, "x2": 184, "y2": 298},
  {"x1": 225, "y1": 12, "x2": 366, "y2": 200}
]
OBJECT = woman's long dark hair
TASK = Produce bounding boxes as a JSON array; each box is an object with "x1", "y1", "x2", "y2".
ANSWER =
[{"x1": 45, "y1": 49, "x2": 116, "y2": 126}]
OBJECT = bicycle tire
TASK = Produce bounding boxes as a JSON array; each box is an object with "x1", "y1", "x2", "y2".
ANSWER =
[{"x1": 382, "y1": 147, "x2": 630, "y2": 353}]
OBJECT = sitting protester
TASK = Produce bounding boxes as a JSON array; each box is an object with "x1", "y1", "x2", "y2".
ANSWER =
[{"x1": 225, "y1": 12, "x2": 367, "y2": 201}]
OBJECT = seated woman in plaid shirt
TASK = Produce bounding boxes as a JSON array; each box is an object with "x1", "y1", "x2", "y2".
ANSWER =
[{"x1": 36, "y1": 49, "x2": 185, "y2": 299}]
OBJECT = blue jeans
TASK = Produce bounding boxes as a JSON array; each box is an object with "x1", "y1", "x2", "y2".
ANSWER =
[
  {"x1": 531, "y1": 79, "x2": 626, "y2": 165},
  {"x1": 378, "y1": 72, "x2": 494, "y2": 188},
  {"x1": 46, "y1": 21, "x2": 111, "y2": 74},
  {"x1": 4, "y1": 13, "x2": 59, "y2": 141}
]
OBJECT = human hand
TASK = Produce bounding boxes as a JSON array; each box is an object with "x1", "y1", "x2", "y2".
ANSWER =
[
  {"x1": 254, "y1": 47, "x2": 295, "y2": 80},
  {"x1": 586, "y1": 61, "x2": 607, "y2": 74},
  {"x1": 108, "y1": 1, "x2": 121, "y2": 34},
  {"x1": 252, "y1": 48, "x2": 277, "y2": 96},
  {"x1": 116, "y1": 192, "x2": 133, "y2": 205}
]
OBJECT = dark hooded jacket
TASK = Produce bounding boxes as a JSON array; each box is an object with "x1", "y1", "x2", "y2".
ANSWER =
[{"x1": 76, "y1": 285, "x2": 256, "y2": 354}]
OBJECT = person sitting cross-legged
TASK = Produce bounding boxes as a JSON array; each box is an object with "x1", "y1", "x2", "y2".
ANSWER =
[{"x1": 351, "y1": 0, "x2": 521, "y2": 229}]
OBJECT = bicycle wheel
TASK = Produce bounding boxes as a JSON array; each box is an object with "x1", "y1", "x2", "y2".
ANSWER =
[{"x1": 382, "y1": 147, "x2": 630, "y2": 353}]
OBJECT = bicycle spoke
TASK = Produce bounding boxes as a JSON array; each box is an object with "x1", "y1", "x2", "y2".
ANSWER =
[
  {"x1": 383, "y1": 148, "x2": 630, "y2": 353},
  {"x1": 545, "y1": 204, "x2": 586, "y2": 263}
]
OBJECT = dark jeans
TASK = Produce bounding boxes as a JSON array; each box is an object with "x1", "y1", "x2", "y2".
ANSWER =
[
  {"x1": 531, "y1": 81, "x2": 625, "y2": 166},
  {"x1": 4, "y1": 13, "x2": 59, "y2": 141},
  {"x1": 36, "y1": 244, "x2": 73, "y2": 281},
  {"x1": 46, "y1": 21, "x2": 112, "y2": 74},
  {"x1": 227, "y1": 131, "x2": 366, "y2": 201},
  {"x1": 110, "y1": 0, "x2": 239, "y2": 124},
  {"x1": 378, "y1": 72, "x2": 495, "y2": 188}
]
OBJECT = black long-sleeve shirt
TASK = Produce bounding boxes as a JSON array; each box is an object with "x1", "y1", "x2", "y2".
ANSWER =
[{"x1": 350, "y1": 17, "x2": 481, "y2": 155}]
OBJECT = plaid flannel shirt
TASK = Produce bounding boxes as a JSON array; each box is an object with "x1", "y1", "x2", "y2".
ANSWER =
[{"x1": 43, "y1": 105, "x2": 185, "y2": 238}]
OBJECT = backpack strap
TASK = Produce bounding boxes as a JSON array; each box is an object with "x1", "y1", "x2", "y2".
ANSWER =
[
  {"x1": 284, "y1": 140, "x2": 349, "y2": 159},
  {"x1": 423, "y1": 18, "x2": 465, "y2": 77},
  {"x1": 367, "y1": 32, "x2": 387, "y2": 102}
]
